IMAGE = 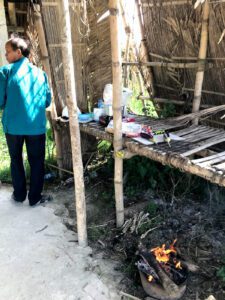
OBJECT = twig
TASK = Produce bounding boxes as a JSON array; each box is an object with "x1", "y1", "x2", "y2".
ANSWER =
[
  {"x1": 120, "y1": 291, "x2": 142, "y2": 300},
  {"x1": 83, "y1": 151, "x2": 96, "y2": 174},
  {"x1": 87, "y1": 220, "x2": 114, "y2": 229},
  {"x1": 97, "y1": 239, "x2": 105, "y2": 247},
  {"x1": 46, "y1": 162, "x2": 73, "y2": 175},
  {"x1": 35, "y1": 225, "x2": 48, "y2": 233},
  {"x1": 140, "y1": 226, "x2": 160, "y2": 239}
]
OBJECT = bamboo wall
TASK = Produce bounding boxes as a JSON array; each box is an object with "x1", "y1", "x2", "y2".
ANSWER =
[
  {"x1": 141, "y1": 0, "x2": 225, "y2": 126},
  {"x1": 86, "y1": 0, "x2": 112, "y2": 105}
]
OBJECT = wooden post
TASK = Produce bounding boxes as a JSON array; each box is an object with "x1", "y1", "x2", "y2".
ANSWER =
[
  {"x1": 135, "y1": 0, "x2": 155, "y2": 97},
  {"x1": 8, "y1": 3, "x2": 17, "y2": 26},
  {"x1": 109, "y1": 0, "x2": 124, "y2": 227},
  {"x1": 192, "y1": 0, "x2": 210, "y2": 125},
  {"x1": 59, "y1": 0, "x2": 87, "y2": 247},
  {"x1": 0, "y1": 0, "x2": 8, "y2": 66},
  {"x1": 33, "y1": 4, "x2": 63, "y2": 178}
]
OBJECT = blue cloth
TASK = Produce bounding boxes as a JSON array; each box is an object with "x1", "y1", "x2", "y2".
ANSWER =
[{"x1": 0, "y1": 57, "x2": 51, "y2": 135}]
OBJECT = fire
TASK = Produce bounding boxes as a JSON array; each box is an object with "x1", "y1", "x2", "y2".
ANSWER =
[
  {"x1": 175, "y1": 261, "x2": 182, "y2": 269},
  {"x1": 148, "y1": 275, "x2": 154, "y2": 282},
  {"x1": 150, "y1": 239, "x2": 182, "y2": 269},
  {"x1": 151, "y1": 240, "x2": 176, "y2": 263}
]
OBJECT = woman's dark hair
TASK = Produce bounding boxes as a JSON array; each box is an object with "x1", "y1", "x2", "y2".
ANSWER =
[{"x1": 6, "y1": 37, "x2": 30, "y2": 58}]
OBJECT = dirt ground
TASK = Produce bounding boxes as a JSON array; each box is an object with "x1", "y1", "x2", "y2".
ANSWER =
[{"x1": 53, "y1": 174, "x2": 225, "y2": 300}]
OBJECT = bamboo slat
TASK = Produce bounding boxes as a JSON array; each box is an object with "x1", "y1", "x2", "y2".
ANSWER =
[
  {"x1": 199, "y1": 156, "x2": 225, "y2": 167},
  {"x1": 192, "y1": 151, "x2": 225, "y2": 163},
  {"x1": 182, "y1": 136, "x2": 225, "y2": 157}
]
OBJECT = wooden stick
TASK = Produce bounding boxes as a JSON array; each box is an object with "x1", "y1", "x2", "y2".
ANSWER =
[
  {"x1": 46, "y1": 162, "x2": 73, "y2": 175},
  {"x1": 109, "y1": 0, "x2": 124, "y2": 228},
  {"x1": 192, "y1": 0, "x2": 210, "y2": 125},
  {"x1": 59, "y1": 0, "x2": 87, "y2": 247},
  {"x1": 120, "y1": 291, "x2": 141, "y2": 300}
]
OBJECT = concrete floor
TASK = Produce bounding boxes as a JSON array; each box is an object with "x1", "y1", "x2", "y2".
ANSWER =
[{"x1": 0, "y1": 185, "x2": 121, "y2": 300}]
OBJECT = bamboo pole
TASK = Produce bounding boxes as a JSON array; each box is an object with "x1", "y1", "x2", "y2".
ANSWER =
[
  {"x1": 192, "y1": 0, "x2": 210, "y2": 125},
  {"x1": 59, "y1": 0, "x2": 87, "y2": 247},
  {"x1": 119, "y1": 0, "x2": 131, "y2": 87},
  {"x1": 141, "y1": 0, "x2": 192, "y2": 7},
  {"x1": 138, "y1": 96, "x2": 212, "y2": 109},
  {"x1": 122, "y1": 61, "x2": 212, "y2": 69},
  {"x1": 109, "y1": 0, "x2": 124, "y2": 228},
  {"x1": 34, "y1": 4, "x2": 63, "y2": 178},
  {"x1": 135, "y1": 0, "x2": 155, "y2": 97},
  {"x1": 0, "y1": 0, "x2": 8, "y2": 66},
  {"x1": 8, "y1": 3, "x2": 17, "y2": 26}
]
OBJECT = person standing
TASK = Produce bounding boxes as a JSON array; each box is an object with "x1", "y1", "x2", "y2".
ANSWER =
[{"x1": 0, "y1": 37, "x2": 52, "y2": 206}]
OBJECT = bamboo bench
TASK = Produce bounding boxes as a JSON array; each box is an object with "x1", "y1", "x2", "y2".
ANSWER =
[{"x1": 79, "y1": 106, "x2": 225, "y2": 187}]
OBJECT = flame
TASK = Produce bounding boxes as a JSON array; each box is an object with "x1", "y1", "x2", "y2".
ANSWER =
[
  {"x1": 148, "y1": 275, "x2": 154, "y2": 282},
  {"x1": 175, "y1": 261, "x2": 182, "y2": 269},
  {"x1": 151, "y1": 240, "x2": 177, "y2": 263}
]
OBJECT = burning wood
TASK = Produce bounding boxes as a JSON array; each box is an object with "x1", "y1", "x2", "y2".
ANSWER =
[{"x1": 137, "y1": 240, "x2": 188, "y2": 300}]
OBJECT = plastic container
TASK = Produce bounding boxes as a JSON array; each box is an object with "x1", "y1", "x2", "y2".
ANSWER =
[
  {"x1": 78, "y1": 113, "x2": 93, "y2": 122},
  {"x1": 103, "y1": 84, "x2": 113, "y2": 105},
  {"x1": 104, "y1": 104, "x2": 113, "y2": 116},
  {"x1": 93, "y1": 108, "x2": 105, "y2": 121},
  {"x1": 98, "y1": 99, "x2": 104, "y2": 108}
]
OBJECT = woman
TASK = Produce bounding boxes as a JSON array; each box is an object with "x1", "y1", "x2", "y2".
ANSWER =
[{"x1": 0, "y1": 37, "x2": 52, "y2": 206}]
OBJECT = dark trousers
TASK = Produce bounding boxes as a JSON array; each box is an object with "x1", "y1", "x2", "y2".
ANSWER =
[{"x1": 6, "y1": 134, "x2": 46, "y2": 206}]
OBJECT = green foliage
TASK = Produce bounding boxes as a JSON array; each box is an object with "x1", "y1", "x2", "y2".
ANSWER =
[
  {"x1": 159, "y1": 103, "x2": 176, "y2": 118},
  {"x1": 145, "y1": 201, "x2": 158, "y2": 217},
  {"x1": 217, "y1": 266, "x2": 225, "y2": 282},
  {"x1": 46, "y1": 123, "x2": 56, "y2": 162},
  {"x1": 97, "y1": 140, "x2": 112, "y2": 154},
  {"x1": 123, "y1": 156, "x2": 205, "y2": 200}
]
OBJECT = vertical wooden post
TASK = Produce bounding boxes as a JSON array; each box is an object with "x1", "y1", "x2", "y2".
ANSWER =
[
  {"x1": 135, "y1": 0, "x2": 155, "y2": 98},
  {"x1": 109, "y1": 0, "x2": 124, "y2": 227},
  {"x1": 192, "y1": 0, "x2": 210, "y2": 125},
  {"x1": 34, "y1": 4, "x2": 63, "y2": 178},
  {"x1": 8, "y1": 3, "x2": 17, "y2": 26},
  {"x1": 0, "y1": 0, "x2": 8, "y2": 66},
  {"x1": 59, "y1": 0, "x2": 87, "y2": 247}
]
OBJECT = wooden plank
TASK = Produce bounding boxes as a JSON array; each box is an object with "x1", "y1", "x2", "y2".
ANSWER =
[{"x1": 182, "y1": 136, "x2": 225, "y2": 157}]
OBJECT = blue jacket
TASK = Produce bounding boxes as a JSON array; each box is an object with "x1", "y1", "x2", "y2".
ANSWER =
[{"x1": 0, "y1": 57, "x2": 51, "y2": 135}]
